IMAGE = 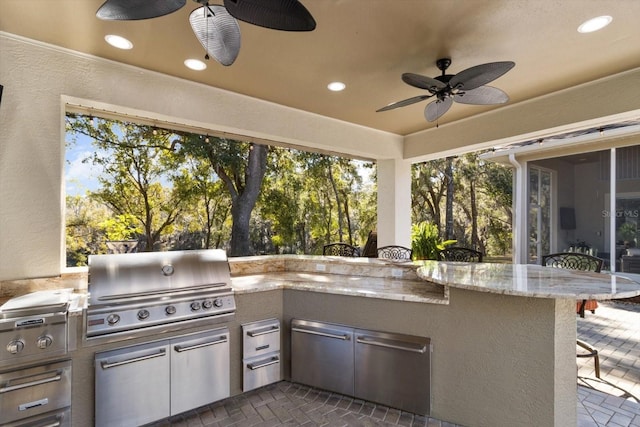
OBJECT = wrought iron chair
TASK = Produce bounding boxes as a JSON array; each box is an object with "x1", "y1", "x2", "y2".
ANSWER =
[
  {"x1": 323, "y1": 243, "x2": 360, "y2": 257},
  {"x1": 540, "y1": 252, "x2": 603, "y2": 317},
  {"x1": 437, "y1": 247, "x2": 483, "y2": 263},
  {"x1": 377, "y1": 245, "x2": 413, "y2": 261},
  {"x1": 541, "y1": 251, "x2": 603, "y2": 379}
]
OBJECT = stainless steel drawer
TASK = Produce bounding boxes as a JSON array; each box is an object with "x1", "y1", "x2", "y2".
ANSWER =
[
  {"x1": 243, "y1": 354, "x2": 280, "y2": 392},
  {"x1": 242, "y1": 319, "x2": 280, "y2": 359},
  {"x1": 2, "y1": 407, "x2": 71, "y2": 427},
  {"x1": 0, "y1": 360, "x2": 72, "y2": 425}
]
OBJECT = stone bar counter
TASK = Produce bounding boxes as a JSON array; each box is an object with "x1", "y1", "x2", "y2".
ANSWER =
[{"x1": 229, "y1": 256, "x2": 640, "y2": 427}]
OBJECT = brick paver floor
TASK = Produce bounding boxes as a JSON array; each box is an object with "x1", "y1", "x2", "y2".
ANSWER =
[{"x1": 577, "y1": 301, "x2": 640, "y2": 426}]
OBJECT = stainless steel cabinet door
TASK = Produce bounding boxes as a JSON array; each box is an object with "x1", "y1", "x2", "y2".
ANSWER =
[
  {"x1": 95, "y1": 341, "x2": 170, "y2": 427},
  {"x1": 291, "y1": 319, "x2": 354, "y2": 396},
  {"x1": 170, "y1": 328, "x2": 230, "y2": 415},
  {"x1": 354, "y1": 329, "x2": 431, "y2": 415}
]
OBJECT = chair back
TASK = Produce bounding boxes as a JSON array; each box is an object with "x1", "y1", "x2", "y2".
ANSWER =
[
  {"x1": 438, "y1": 247, "x2": 483, "y2": 262},
  {"x1": 377, "y1": 245, "x2": 412, "y2": 261},
  {"x1": 323, "y1": 243, "x2": 360, "y2": 257},
  {"x1": 361, "y1": 231, "x2": 378, "y2": 257},
  {"x1": 540, "y1": 252, "x2": 603, "y2": 273}
]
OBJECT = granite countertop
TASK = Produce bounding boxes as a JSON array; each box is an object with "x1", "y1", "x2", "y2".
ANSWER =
[
  {"x1": 231, "y1": 271, "x2": 448, "y2": 304},
  {"x1": 417, "y1": 261, "x2": 640, "y2": 300}
]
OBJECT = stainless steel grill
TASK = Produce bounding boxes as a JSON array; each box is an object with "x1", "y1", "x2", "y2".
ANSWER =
[{"x1": 86, "y1": 249, "x2": 236, "y2": 338}]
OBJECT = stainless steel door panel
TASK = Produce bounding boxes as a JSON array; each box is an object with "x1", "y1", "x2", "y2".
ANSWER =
[
  {"x1": 0, "y1": 360, "x2": 71, "y2": 424},
  {"x1": 243, "y1": 354, "x2": 280, "y2": 392},
  {"x1": 2, "y1": 407, "x2": 71, "y2": 427},
  {"x1": 354, "y1": 329, "x2": 431, "y2": 415},
  {"x1": 170, "y1": 328, "x2": 230, "y2": 415},
  {"x1": 95, "y1": 341, "x2": 170, "y2": 427},
  {"x1": 291, "y1": 319, "x2": 354, "y2": 396},
  {"x1": 242, "y1": 318, "x2": 280, "y2": 359}
]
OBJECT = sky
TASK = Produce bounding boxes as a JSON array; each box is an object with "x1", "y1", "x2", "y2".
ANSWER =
[{"x1": 65, "y1": 133, "x2": 104, "y2": 197}]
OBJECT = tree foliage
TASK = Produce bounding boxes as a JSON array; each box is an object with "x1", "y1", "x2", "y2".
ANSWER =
[
  {"x1": 65, "y1": 114, "x2": 512, "y2": 265},
  {"x1": 64, "y1": 114, "x2": 378, "y2": 264},
  {"x1": 411, "y1": 154, "x2": 513, "y2": 256}
]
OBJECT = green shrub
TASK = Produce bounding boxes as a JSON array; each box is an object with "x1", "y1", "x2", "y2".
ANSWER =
[{"x1": 411, "y1": 222, "x2": 456, "y2": 260}]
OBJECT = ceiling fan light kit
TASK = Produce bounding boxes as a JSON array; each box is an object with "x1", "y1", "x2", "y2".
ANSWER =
[{"x1": 378, "y1": 58, "x2": 515, "y2": 123}]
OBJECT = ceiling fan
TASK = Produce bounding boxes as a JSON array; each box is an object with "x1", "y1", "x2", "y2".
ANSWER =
[
  {"x1": 96, "y1": 0, "x2": 316, "y2": 66},
  {"x1": 377, "y1": 58, "x2": 515, "y2": 123}
]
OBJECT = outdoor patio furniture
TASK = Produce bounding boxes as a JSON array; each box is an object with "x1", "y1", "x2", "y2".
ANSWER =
[
  {"x1": 437, "y1": 247, "x2": 483, "y2": 263},
  {"x1": 541, "y1": 251, "x2": 603, "y2": 379},
  {"x1": 323, "y1": 243, "x2": 361, "y2": 257},
  {"x1": 360, "y1": 231, "x2": 378, "y2": 258},
  {"x1": 621, "y1": 251, "x2": 640, "y2": 274},
  {"x1": 377, "y1": 245, "x2": 412, "y2": 261},
  {"x1": 540, "y1": 252, "x2": 604, "y2": 317}
]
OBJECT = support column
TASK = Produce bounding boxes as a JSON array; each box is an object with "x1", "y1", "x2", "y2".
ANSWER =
[{"x1": 377, "y1": 158, "x2": 412, "y2": 247}]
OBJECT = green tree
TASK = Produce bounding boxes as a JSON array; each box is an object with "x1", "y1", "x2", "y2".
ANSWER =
[
  {"x1": 66, "y1": 115, "x2": 190, "y2": 251},
  {"x1": 178, "y1": 135, "x2": 267, "y2": 256}
]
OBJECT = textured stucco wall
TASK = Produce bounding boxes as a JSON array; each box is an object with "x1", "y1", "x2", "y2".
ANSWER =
[{"x1": 0, "y1": 33, "x2": 402, "y2": 281}]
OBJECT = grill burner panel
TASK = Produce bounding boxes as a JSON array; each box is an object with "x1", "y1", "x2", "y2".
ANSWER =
[
  {"x1": 87, "y1": 250, "x2": 235, "y2": 339},
  {"x1": 0, "y1": 289, "x2": 72, "y2": 367},
  {"x1": 86, "y1": 287, "x2": 235, "y2": 337}
]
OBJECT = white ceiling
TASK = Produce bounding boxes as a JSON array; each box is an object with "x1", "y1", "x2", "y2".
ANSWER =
[{"x1": 1, "y1": 0, "x2": 640, "y2": 136}]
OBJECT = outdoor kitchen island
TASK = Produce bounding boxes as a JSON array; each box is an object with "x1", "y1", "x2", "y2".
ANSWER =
[
  {"x1": 230, "y1": 256, "x2": 640, "y2": 427},
  {"x1": 5, "y1": 254, "x2": 639, "y2": 427}
]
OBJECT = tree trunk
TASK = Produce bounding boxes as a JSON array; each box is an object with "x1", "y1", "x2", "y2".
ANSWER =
[
  {"x1": 445, "y1": 156, "x2": 455, "y2": 240},
  {"x1": 228, "y1": 144, "x2": 268, "y2": 256},
  {"x1": 328, "y1": 163, "x2": 344, "y2": 241},
  {"x1": 470, "y1": 179, "x2": 479, "y2": 248}
]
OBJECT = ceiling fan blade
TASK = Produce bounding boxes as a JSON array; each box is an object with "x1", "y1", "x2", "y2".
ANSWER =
[
  {"x1": 450, "y1": 61, "x2": 515, "y2": 91},
  {"x1": 223, "y1": 0, "x2": 316, "y2": 31},
  {"x1": 454, "y1": 86, "x2": 509, "y2": 105},
  {"x1": 402, "y1": 73, "x2": 446, "y2": 92},
  {"x1": 376, "y1": 95, "x2": 432, "y2": 112},
  {"x1": 96, "y1": 0, "x2": 186, "y2": 20},
  {"x1": 190, "y1": 5, "x2": 241, "y2": 66},
  {"x1": 425, "y1": 97, "x2": 453, "y2": 122}
]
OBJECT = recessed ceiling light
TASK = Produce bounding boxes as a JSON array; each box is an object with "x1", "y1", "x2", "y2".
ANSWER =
[
  {"x1": 578, "y1": 15, "x2": 612, "y2": 33},
  {"x1": 327, "y1": 82, "x2": 346, "y2": 92},
  {"x1": 184, "y1": 59, "x2": 207, "y2": 71},
  {"x1": 104, "y1": 34, "x2": 133, "y2": 50}
]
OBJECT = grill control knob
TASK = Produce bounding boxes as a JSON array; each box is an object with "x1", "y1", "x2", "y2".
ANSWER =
[
  {"x1": 202, "y1": 299, "x2": 213, "y2": 309},
  {"x1": 137, "y1": 309, "x2": 150, "y2": 320},
  {"x1": 213, "y1": 298, "x2": 224, "y2": 308},
  {"x1": 7, "y1": 340, "x2": 25, "y2": 354},
  {"x1": 37, "y1": 335, "x2": 53, "y2": 349},
  {"x1": 165, "y1": 305, "x2": 177, "y2": 315},
  {"x1": 190, "y1": 301, "x2": 201, "y2": 311},
  {"x1": 107, "y1": 314, "x2": 121, "y2": 326}
]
